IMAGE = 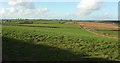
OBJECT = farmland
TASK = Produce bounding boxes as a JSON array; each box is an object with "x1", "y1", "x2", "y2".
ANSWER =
[{"x1": 2, "y1": 19, "x2": 120, "y2": 61}]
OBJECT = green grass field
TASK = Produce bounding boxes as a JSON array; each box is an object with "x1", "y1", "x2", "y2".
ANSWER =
[
  {"x1": 95, "y1": 29, "x2": 119, "y2": 37},
  {"x1": 2, "y1": 20, "x2": 120, "y2": 61}
]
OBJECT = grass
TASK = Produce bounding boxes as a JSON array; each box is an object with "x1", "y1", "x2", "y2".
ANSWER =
[
  {"x1": 2, "y1": 20, "x2": 120, "y2": 61},
  {"x1": 117, "y1": 23, "x2": 120, "y2": 27},
  {"x1": 3, "y1": 37, "x2": 114, "y2": 61},
  {"x1": 95, "y1": 29, "x2": 119, "y2": 37}
]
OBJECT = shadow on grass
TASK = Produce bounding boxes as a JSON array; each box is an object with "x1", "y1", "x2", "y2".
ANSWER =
[
  {"x1": 7, "y1": 25, "x2": 61, "y2": 28},
  {"x1": 2, "y1": 37, "x2": 114, "y2": 62}
]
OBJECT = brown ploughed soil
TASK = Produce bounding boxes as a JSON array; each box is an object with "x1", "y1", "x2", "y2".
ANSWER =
[{"x1": 65, "y1": 22, "x2": 120, "y2": 30}]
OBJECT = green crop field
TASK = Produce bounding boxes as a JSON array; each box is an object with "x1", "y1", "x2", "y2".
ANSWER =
[{"x1": 2, "y1": 20, "x2": 120, "y2": 61}]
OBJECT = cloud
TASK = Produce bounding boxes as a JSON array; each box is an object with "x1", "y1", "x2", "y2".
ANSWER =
[
  {"x1": 66, "y1": 0, "x2": 103, "y2": 20},
  {"x1": 0, "y1": 8, "x2": 5, "y2": 15},
  {"x1": 94, "y1": 12, "x2": 117, "y2": 20},
  {"x1": 0, "y1": 0, "x2": 48, "y2": 19},
  {"x1": 76, "y1": 0, "x2": 103, "y2": 16},
  {"x1": 8, "y1": 0, "x2": 34, "y2": 9}
]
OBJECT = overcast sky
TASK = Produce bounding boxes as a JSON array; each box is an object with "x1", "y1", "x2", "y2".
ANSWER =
[{"x1": 0, "y1": 0, "x2": 119, "y2": 20}]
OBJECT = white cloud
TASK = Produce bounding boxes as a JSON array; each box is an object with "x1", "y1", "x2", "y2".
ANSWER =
[
  {"x1": 76, "y1": 0, "x2": 103, "y2": 16},
  {"x1": 0, "y1": 0, "x2": 48, "y2": 19},
  {"x1": 66, "y1": 0, "x2": 104, "y2": 20},
  {"x1": 8, "y1": 0, "x2": 34, "y2": 9},
  {"x1": 0, "y1": 8, "x2": 5, "y2": 15}
]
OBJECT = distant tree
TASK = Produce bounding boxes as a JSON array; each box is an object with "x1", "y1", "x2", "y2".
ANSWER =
[{"x1": 69, "y1": 19, "x2": 72, "y2": 21}]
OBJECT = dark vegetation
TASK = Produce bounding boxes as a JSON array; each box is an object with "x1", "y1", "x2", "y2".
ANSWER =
[
  {"x1": 3, "y1": 37, "x2": 114, "y2": 61},
  {"x1": 2, "y1": 34, "x2": 119, "y2": 61}
]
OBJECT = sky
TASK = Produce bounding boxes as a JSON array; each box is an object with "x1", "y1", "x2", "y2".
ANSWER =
[{"x1": 0, "y1": 0, "x2": 119, "y2": 20}]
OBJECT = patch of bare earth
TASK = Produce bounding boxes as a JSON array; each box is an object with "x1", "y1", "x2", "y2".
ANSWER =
[
  {"x1": 65, "y1": 22, "x2": 119, "y2": 30},
  {"x1": 65, "y1": 22, "x2": 120, "y2": 39}
]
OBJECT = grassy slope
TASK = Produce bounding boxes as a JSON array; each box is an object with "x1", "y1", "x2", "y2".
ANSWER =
[
  {"x1": 2, "y1": 23, "x2": 119, "y2": 61},
  {"x1": 95, "y1": 29, "x2": 119, "y2": 37}
]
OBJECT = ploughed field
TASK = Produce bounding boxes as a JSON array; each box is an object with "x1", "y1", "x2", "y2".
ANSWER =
[
  {"x1": 2, "y1": 20, "x2": 120, "y2": 61},
  {"x1": 65, "y1": 22, "x2": 119, "y2": 30}
]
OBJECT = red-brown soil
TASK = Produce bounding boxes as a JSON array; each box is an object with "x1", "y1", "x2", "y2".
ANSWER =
[{"x1": 65, "y1": 22, "x2": 120, "y2": 30}]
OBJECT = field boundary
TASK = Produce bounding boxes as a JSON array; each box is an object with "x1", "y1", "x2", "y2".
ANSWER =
[{"x1": 85, "y1": 29, "x2": 118, "y2": 39}]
